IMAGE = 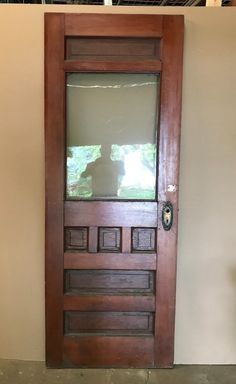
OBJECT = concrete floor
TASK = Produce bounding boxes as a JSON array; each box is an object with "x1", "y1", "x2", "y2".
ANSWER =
[{"x1": 0, "y1": 360, "x2": 235, "y2": 384}]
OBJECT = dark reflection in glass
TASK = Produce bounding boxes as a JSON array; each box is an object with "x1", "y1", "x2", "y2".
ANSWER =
[{"x1": 66, "y1": 73, "x2": 159, "y2": 200}]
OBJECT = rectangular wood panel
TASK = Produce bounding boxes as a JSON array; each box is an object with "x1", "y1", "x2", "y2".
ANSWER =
[
  {"x1": 65, "y1": 201, "x2": 158, "y2": 227},
  {"x1": 88, "y1": 226, "x2": 98, "y2": 253},
  {"x1": 64, "y1": 59, "x2": 162, "y2": 73},
  {"x1": 65, "y1": 14, "x2": 163, "y2": 38},
  {"x1": 64, "y1": 311, "x2": 154, "y2": 335},
  {"x1": 64, "y1": 270, "x2": 154, "y2": 294},
  {"x1": 122, "y1": 227, "x2": 131, "y2": 253},
  {"x1": 63, "y1": 336, "x2": 154, "y2": 367},
  {"x1": 63, "y1": 295, "x2": 155, "y2": 312},
  {"x1": 66, "y1": 37, "x2": 160, "y2": 59},
  {"x1": 64, "y1": 253, "x2": 157, "y2": 270}
]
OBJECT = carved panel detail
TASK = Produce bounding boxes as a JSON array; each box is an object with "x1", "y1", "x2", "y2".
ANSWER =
[
  {"x1": 65, "y1": 227, "x2": 88, "y2": 251},
  {"x1": 132, "y1": 228, "x2": 156, "y2": 252},
  {"x1": 99, "y1": 227, "x2": 121, "y2": 252}
]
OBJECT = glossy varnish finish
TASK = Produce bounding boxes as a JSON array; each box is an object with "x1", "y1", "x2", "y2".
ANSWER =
[{"x1": 45, "y1": 13, "x2": 184, "y2": 368}]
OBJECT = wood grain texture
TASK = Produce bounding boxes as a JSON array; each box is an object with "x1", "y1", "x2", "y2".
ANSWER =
[
  {"x1": 65, "y1": 13, "x2": 163, "y2": 37},
  {"x1": 45, "y1": 13, "x2": 65, "y2": 367},
  {"x1": 64, "y1": 252, "x2": 157, "y2": 270},
  {"x1": 65, "y1": 227, "x2": 88, "y2": 251},
  {"x1": 122, "y1": 227, "x2": 131, "y2": 253},
  {"x1": 64, "y1": 59, "x2": 162, "y2": 73},
  {"x1": 64, "y1": 311, "x2": 154, "y2": 335},
  {"x1": 132, "y1": 228, "x2": 156, "y2": 252},
  {"x1": 64, "y1": 270, "x2": 154, "y2": 294},
  {"x1": 63, "y1": 295, "x2": 155, "y2": 312},
  {"x1": 66, "y1": 37, "x2": 160, "y2": 59},
  {"x1": 99, "y1": 227, "x2": 121, "y2": 252},
  {"x1": 65, "y1": 201, "x2": 158, "y2": 227},
  {"x1": 155, "y1": 15, "x2": 184, "y2": 368},
  {"x1": 88, "y1": 226, "x2": 98, "y2": 253},
  {"x1": 63, "y1": 335, "x2": 154, "y2": 367}
]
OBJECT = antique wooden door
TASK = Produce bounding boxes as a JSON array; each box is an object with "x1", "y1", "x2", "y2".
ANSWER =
[{"x1": 45, "y1": 13, "x2": 184, "y2": 368}]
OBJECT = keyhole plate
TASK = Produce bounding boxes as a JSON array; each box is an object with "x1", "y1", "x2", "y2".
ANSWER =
[{"x1": 162, "y1": 202, "x2": 173, "y2": 231}]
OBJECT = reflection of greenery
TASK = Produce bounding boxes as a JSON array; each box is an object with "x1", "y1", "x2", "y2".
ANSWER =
[
  {"x1": 119, "y1": 187, "x2": 155, "y2": 199},
  {"x1": 111, "y1": 144, "x2": 156, "y2": 172},
  {"x1": 67, "y1": 144, "x2": 156, "y2": 199},
  {"x1": 67, "y1": 146, "x2": 101, "y2": 197}
]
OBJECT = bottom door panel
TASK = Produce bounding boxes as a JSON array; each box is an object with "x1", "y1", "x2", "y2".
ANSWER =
[{"x1": 63, "y1": 336, "x2": 154, "y2": 367}]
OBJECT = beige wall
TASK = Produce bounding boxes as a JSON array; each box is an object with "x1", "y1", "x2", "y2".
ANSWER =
[{"x1": 0, "y1": 5, "x2": 236, "y2": 364}]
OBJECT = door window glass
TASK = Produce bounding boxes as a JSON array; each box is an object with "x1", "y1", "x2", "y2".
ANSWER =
[{"x1": 66, "y1": 73, "x2": 159, "y2": 200}]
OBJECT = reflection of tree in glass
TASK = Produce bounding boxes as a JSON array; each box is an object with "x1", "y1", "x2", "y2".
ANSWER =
[
  {"x1": 67, "y1": 145, "x2": 101, "y2": 197},
  {"x1": 67, "y1": 144, "x2": 156, "y2": 200}
]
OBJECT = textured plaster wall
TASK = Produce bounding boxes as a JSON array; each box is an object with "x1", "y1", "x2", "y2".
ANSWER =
[{"x1": 0, "y1": 5, "x2": 236, "y2": 363}]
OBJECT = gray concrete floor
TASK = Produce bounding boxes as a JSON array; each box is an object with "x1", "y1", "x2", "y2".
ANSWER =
[{"x1": 0, "y1": 360, "x2": 235, "y2": 384}]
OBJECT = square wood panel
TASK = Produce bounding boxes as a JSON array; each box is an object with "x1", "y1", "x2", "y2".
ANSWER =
[
  {"x1": 65, "y1": 227, "x2": 88, "y2": 251},
  {"x1": 99, "y1": 227, "x2": 121, "y2": 252},
  {"x1": 132, "y1": 228, "x2": 156, "y2": 252}
]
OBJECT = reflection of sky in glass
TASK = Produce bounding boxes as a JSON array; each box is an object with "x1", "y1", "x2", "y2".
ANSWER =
[
  {"x1": 121, "y1": 149, "x2": 155, "y2": 191},
  {"x1": 67, "y1": 144, "x2": 156, "y2": 200}
]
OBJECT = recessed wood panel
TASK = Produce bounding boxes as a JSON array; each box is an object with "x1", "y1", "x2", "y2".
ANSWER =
[
  {"x1": 132, "y1": 228, "x2": 156, "y2": 252},
  {"x1": 65, "y1": 227, "x2": 88, "y2": 251},
  {"x1": 64, "y1": 270, "x2": 154, "y2": 294},
  {"x1": 64, "y1": 311, "x2": 154, "y2": 335},
  {"x1": 66, "y1": 37, "x2": 160, "y2": 60},
  {"x1": 99, "y1": 227, "x2": 121, "y2": 252}
]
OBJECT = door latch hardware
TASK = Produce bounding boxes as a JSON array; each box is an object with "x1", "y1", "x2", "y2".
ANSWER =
[{"x1": 162, "y1": 202, "x2": 173, "y2": 231}]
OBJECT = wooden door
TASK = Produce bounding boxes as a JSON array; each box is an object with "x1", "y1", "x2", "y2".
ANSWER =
[{"x1": 45, "y1": 13, "x2": 184, "y2": 368}]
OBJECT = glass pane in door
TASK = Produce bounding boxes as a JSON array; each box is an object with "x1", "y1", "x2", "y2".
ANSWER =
[{"x1": 66, "y1": 73, "x2": 159, "y2": 200}]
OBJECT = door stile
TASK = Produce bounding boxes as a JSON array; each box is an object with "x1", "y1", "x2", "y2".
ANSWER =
[
  {"x1": 45, "y1": 13, "x2": 65, "y2": 367},
  {"x1": 155, "y1": 15, "x2": 184, "y2": 367}
]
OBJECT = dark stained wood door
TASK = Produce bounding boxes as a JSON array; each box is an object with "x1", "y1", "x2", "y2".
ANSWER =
[{"x1": 45, "y1": 13, "x2": 184, "y2": 368}]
